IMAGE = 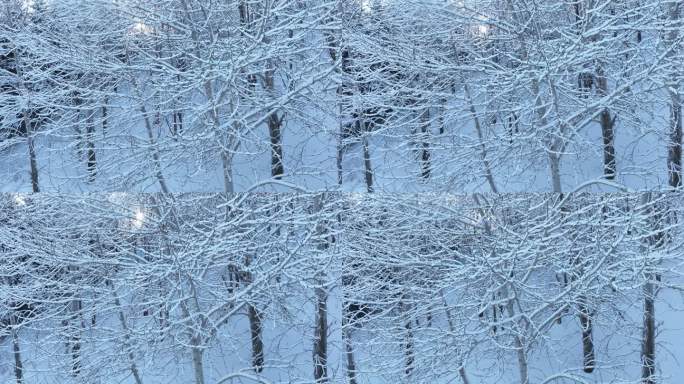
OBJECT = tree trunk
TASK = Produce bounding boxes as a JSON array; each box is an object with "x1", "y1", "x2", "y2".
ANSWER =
[
  {"x1": 343, "y1": 326, "x2": 357, "y2": 384},
  {"x1": 172, "y1": 111, "x2": 183, "y2": 138},
  {"x1": 25, "y1": 110, "x2": 39, "y2": 193},
  {"x1": 668, "y1": 99, "x2": 682, "y2": 188},
  {"x1": 514, "y1": 334, "x2": 528, "y2": 384},
  {"x1": 312, "y1": 194, "x2": 329, "y2": 382},
  {"x1": 179, "y1": 295, "x2": 206, "y2": 384},
  {"x1": 667, "y1": 2, "x2": 683, "y2": 190},
  {"x1": 138, "y1": 102, "x2": 170, "y2": 194},
  {"x1": 101, "y1": 97, "x2": 108, "y2": 137},
  {"x1": 221, "y1": 150, "x2": 234, "y2": 194},
  {"x1": 86, "y1": 110, "x2": 97, "y2": 182},
  {"x1": 111, "y1": 282, "x2": 144, "y2": 384},
  {"x1": 549, "y1": 154, "x2": 562, "y2": 194},
  {"x1": 11, "y1": 322, "x2": 23, "y2": 384},
  {"x1": 68, "y1": 295, "x2": 83, "y2": 377},
  {"x1": 464, "y1": 83, "x2": 498, "y2": 193},
  {"x1": 600, "y1": 108, "x2": 616, "y2": 179},
  {"x1": 579, "y1": 295, "x2": 595, "y2": 373},
  {"x1": 191, "y1": 335, "x2": 206, "y2": 384},
  {"x1": 267, "y1": 112, "x2": 284, "y2": 179},
  {"x1": 596, "y1": 66, "x2": 616, "y2": 180},
  {"x1": 362, "y1": 134, "x2": 374, "y2": 193},
  {"x1": 438, "y1": 97, "x2": 447, "y2": 135},
  {"x1": 404, "y1": 318, "x2": 414, "y2": 377},
  {"x1": 398, "y1": 300, "x2": 414, "y2": 377},
  {"x1": 248, "y1": 303, "x2": 264, "y2": 373},
  {"x1": 263, "y1": 66, "x2": 284, "y2": 180},
  {"x1": 70, "y1": 332, "x2": 82, "y2": 377},
  {"x1": 504, "y1": 283, "x2": 528, "y2": 384},
  {"x1": 639, "y1": 192, "x2": 662, "y2": 384},
  {"x1": 459, "y1": 367, "x2": 470, "y2": 384},
  {"x1": 313, "y1": 286, "x2": 328, "y2": 382},
  {"x1": 419, "y1": 108, "x2": 431, "y2": 179},
  {"x1": 641, "y1": 279, "x2": 656, "y2": 384},
  {"x1": 336, "y1": 133, "x2": 344, "y2": 186}
]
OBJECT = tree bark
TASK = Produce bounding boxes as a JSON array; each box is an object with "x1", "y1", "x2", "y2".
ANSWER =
[
  {"x1": 86, "y1": 109, "x2": 97, "y2": 182},
  {"x1": 639, "y1": 192, "x2": 661, "y2": 384},
  {"x1": 262, "y1": 61, "x2": 285, "y2": 180},
  {"x1": 667, "y1": 2, "x2": 682, "y2": 190},
  {"x1": 267, "y1": 111, "x2": 284, "y2": 179},
  {"x1": 668, "y1": 99, "x2": 682, "y2": 188},
  {"x1": 139, "y1": 103, "x2": 170, "y2": 194},
  {"x1": 464, "y1": 83, "x2": 498, "y2": 193},
  {"x1": 101, "y1": 99, "x2": 108, "y2": 137},
  {"x1": 343, "y1": 326, "x2": 357, "y2": 384},
  {"x1": 641, "y1": 279, "x2": 656, "y2": 384},
  {"x1": 549, "y1": 154, "x2": 562, "y2": 194},
  {"x1": 312, "y1": 194, "x2": 329, "y2": 382},
  {"x1": 313, "y1": 286, "x2": 328, "y2": 382},
  {"x1": 362, "y1": 133, "x2": 374, "y2": 193},
  {"x1": 419, "y1": 108, "x2": 431, "y2": 179},
  {"x1": 25, "y1": 109, "x2": 39, "y2": 193},
  {"x1": 11, "y1": 321, "x2": 23, "y2": 384},
  {"x1": 248, "y1": 303, "x2": 264, "y2": 373},
  {"x1": 398, "y1": 299, "x2": 414, "y2": 377},
  {"x1": 191, "y1": 335, "x2": 206, "y2": 384},
  {"x1": 579, "y1": 295, "x2": 595, "y2": 373},
  {"x1": 459, "y1": 367, "x2": 470, "y2": 384},
  {"x1": 68, "y1": 294, "x2": 83, "y2": 377},
  {"x1": 596, "y1": 66, "x2": 616, "y2": 180}
]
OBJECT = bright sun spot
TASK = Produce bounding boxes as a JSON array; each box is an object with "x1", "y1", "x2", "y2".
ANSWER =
[
  {"x1": 132, "y1": 208, "x2": 145, "y2": 228},
  {"x1": 361, "y1": 0, "x2": 372, "y2": 13},
  {"x1": 130, "y1": 21, "x2": 153, "y2": 35},
  {"x1": 473, "y1": 14, "x2": 491, "y2": 38},
  {"x1": 13, "y1": 194, "x2": 26, "y2": 206}
]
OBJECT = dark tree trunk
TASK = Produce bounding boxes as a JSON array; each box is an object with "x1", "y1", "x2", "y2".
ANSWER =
[
  {"x1": 24, "y1": 110, "x2": 39, "y2": 192},
  {"x1": 27, "y1": 134, "x2": 39, "y2": 193},
  {"x1": 172, "y1": 111, "x2": 183, "y2": 138},
  {"x1": 579, "y1": 296, "x2": 595, "y2": 373},
  {"x1": 71, "y1": 333, "x2": 82, "y2": 376},
  {"x1": 641, "y1": 281, "x2": 656, "y2": 384},
  {"x1": 420, "y1": 108, "x2": 431, "y2": 179},
  {"x1": 398, "y1": 300, "x2": 414, "y2": 377},
  {"x1": 640, "y1": 192, "x2": 664, "y2": 384},
  {"x1": 86, "y1": 110, "x2": 97, "y2": 182},
  {"x1": 267, "y1": 112, "x2": 284, "y2": 179},
  {"x1": 600, "y1": 108, "x2": 616, "y2": 179},
  {"x1": 101, "y1": 97, "x2": 108, "y2": 137},
  {"x1": 336, "y1": 139, "x2": 344, "y2": 186},
  {"x1": 403, "y1": 317, "x2": 414, "y2": 376},
  {"x1": 248, "y1": 303, "x2": 264, "y2": 373},
  {"x1": 68, "y1": 295, "x2": 83, "y2": 377},
  {"x1": 668, "y1": 101, "x2": 682, "y2": 188},
  {"x1": 362, "y1": 133, "x2": 374, "y2": 193},
  {"x1": 596, "y1": 67, "x2": 616, "y2": 180},
  {"x1": 313, "y1": 287, "x2": 328, "y2": 382}
]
